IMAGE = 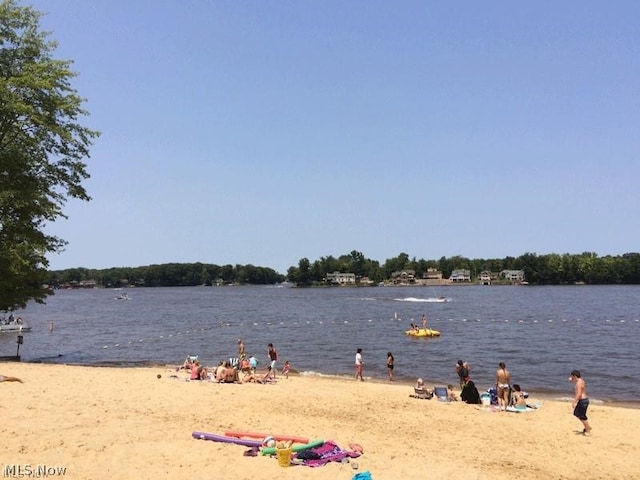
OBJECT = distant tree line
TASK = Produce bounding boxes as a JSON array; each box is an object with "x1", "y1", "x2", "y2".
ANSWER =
[
  {"x1": 45, "y1": 263, "x2": 285, "y2": 288},
  {"x1": 45, "y1": 251, "x2": 640, "y2": 289},
  {"x1": 286, "y1": 250, "x2": 640, "y2": 286}
]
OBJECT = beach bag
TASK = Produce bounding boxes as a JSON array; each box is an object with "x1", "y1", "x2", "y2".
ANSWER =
[{"x1": 488, "y1": 387, "x2": 498, "y2": 406}]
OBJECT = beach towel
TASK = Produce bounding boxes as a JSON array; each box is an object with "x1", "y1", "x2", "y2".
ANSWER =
[
  {"x1": 293, "y1": 440, "x2": 361, "y2": 467},
  {"x1": 353, "y1": 472, "x2": 372, "y2": 480},
  {"x1": 506, "y1": 403, "x2": 541, "y2": 413},
  {"x1": 477, "y1": 403, "x2": 542, "y2": 413}
]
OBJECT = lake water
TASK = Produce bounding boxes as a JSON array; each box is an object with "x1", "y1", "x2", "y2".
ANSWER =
[{"x1": 3, "y1": 284, "x2": 639, "y2": 404}]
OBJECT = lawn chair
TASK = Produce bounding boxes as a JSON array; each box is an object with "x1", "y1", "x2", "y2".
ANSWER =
[
  {"x1": 182, "y1": 355, "x2": 199, "y2": 369},
  {"x1": 433, "y1": 386, "x2": 450, "y2": 402},
  {"x1": 409, "y1": 387, "x2": 433, "y2": 400}
]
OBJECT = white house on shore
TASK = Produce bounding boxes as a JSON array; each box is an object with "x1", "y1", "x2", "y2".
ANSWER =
[
  {"x1": 325, "y1": 272, "x2": 356, "y2": 285},
  {"x1": 449, "y1": 269, "x2": 471, "y2": 282},
  {"x1": 500, "y1": 269, "x2": 526, "y2": 283}
]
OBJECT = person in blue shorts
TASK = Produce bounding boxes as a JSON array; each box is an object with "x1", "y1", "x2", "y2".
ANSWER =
[{"x1": 569, "y1": 370, "x2": 592, "y2": 436}]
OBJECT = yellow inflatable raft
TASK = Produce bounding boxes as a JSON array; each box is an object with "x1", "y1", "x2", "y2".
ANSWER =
[{"x1": 405, "y1": 328, "x2": 441, "y2": 337}]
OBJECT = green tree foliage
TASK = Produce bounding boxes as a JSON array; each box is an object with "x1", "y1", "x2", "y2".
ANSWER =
[
  {"x1": 286, "y1": 250, "x2": 640, "y2": 286},
  {"x1": 45, "y1": 262, "x2": 285, "y2": 288},
  {"x1": 44, "y1": 252, "x2": 640, "y2": 288},
  {"x1": 0, "y1": 1, "x2": 99, "y2": 311},
  {"x1": 287, "y1": 258, "x2": 312, "y2": 286}
]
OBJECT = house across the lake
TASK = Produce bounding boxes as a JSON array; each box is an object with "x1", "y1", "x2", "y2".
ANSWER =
[
  {"x1": 500, "y1": 269, "x2": 525, "y2": 283},
  {"x1": 449, "y1": 269, "x2": 471, "y2": 283},
  {"x1": 325, "y1": 272, "x2": 356, "y2": 285}
]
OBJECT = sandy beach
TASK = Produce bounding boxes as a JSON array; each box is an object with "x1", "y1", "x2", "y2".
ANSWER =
[{"x1": 1, "y1": 363, "x2": 638, "y2": 480}]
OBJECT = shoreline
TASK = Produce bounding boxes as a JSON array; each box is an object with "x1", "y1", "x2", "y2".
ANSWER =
[
  {"x1": 294, "y1": 371, "x2": 640, "y2": 410},
  {"x1": 16, "y1": 358, "x2": 640, "y2": 408},
  {"x1": 2, "y1": 362, "x2": 639, "y2": 479}
]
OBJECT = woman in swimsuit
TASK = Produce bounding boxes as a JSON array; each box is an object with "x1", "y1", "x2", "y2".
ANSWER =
[
  {"x1": 495, "y1": 362, "x2": 511, "y2": 412},
  {"x1": 386, "y1": 352, "x2": 394, "y2": 381}
]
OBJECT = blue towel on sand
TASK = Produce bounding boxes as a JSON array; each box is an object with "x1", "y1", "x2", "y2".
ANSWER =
[{"x1": 353, "y1": 472, "x2": 372, "y2": 480}]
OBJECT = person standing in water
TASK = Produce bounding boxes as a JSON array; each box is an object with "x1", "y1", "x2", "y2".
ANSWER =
[
  {"x1": 569, "y1": 370, "x2": 592, "y2": 436},
  {"x1": 386, "y1": 352, "x2": 395, "y2": 381}
]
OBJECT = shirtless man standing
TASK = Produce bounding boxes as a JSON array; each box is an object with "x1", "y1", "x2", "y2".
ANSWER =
[
  {"x1": 569, "y1": 370, "x2": 592, "y2": 436},
  {"x1": 495, "y1": 362, "x2": 511, "y2": 411}
]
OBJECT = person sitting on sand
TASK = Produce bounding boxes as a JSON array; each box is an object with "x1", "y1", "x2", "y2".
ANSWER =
[
  {"x1": 261, "y1": 365, "x2": 275, "y2": 383},
  {"x1": 413, "y1": 378, "x2": 433, "y2": 397},
  {"x1": 240, "y1": 371, "x2": 259, "y2": 383},
  {"x1": 447, "y1": 384, "x2": 459, "y2": 401},
  {"x1": 0, "y1": 374, "x2": 23, "y2": 383},
  {"x1": 282, "y1": 360, "x2": 291, "y2": 379},
  {"x1": 511, "y1": 384, "x2": 526, "y2": 407},
  {"x1": 415, "y1": 378, "x2": 426, "y2": 392},
  {"x1": 240, "y1": 357, "x2": 251, "y2": 374},
  {"x1": 212, "y1": 361, "x2": 223, "y2": 381},
  {"x1": 216, "y1": 362, "x2": 233, "y2": 383},
  {"x1": 240, "y1": 368, "x2": 274, "y2": 384},
  {"x1": 460, "y1": 380, "x2": 482, "y2": 404},
  {"x1": 181, "y1": 355, "x2": 196, "y2": 370},
  {"x1": 223, "y1": 362, "x2": 238, "y2": 383},
  {"x1": 511, "y1": 384, "x2": 536, "y2": 409},
  {"x1": 190, "y1": 361, "x2": 207, "y2": 381}
]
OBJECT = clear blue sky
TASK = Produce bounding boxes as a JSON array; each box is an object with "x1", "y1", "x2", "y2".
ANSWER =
[{"x1": 31, "y1": 1, "x2": 639, "y2": 274}]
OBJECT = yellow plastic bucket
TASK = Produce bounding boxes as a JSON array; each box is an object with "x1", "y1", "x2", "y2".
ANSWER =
[{"x1": 276, "y1": 447, "x2": 292, "y2": 467}]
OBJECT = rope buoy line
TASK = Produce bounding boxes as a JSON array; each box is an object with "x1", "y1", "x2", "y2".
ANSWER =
[{"x1": 101, "y1": 317, "x2": 639, "y2": 350}]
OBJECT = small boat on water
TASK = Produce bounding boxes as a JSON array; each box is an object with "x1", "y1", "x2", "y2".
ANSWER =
[
  {"x1": 395, "y1": 296, "x2": 450, "y2": 303},
  {"x1": 0, "y1": 317, "x2": 31, "y2": 333},
  {"x1": 115, "y1": 293, "x2": 130, "y2": 300},
  {"x1": 405, "y1": 328, "x2": 441, "y2": 338}
]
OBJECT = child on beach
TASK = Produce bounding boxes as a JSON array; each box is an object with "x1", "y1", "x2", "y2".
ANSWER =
[
  {"x1": 249, "y1": 355, "x2": 258, "y2": 373},
  {"x1": 355, "y1": 348, "x2": 364, "y2": 381},
  {"x1": 386, "y1": 352, "x2": 394, "y2": 381},
  {"x1": 569, "y1": 370, "x2": 591, "y2": 435},
  {"x1": 282, "y1": 360, "x2": 291, "y2": 379},
  {"x1": 447, "y1": 384, "x2": 459, "y2": 401}
]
